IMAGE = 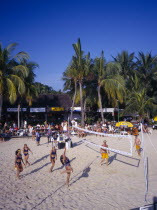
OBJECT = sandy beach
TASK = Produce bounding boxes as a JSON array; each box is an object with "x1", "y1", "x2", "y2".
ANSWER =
[{"x1": 0, "y1": 131, "x2": 157, "y2": 210}]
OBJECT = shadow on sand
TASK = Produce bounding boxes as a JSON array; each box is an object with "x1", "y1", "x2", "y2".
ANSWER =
[
  {"x1": 23, "y1": 157, "x2": 77, "y2": 177},
  {"x1": 31, "y1": 154, "x2": 49, "y2": 166},
  {"x1": 71, "y1": 167, "x2": 91, "y2": 185},
  {"x1": 72, "y1": 140, "x2": 83, "y2": 148}
]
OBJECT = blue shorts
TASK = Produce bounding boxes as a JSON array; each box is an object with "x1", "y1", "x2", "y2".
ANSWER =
[{"x1": 36, "y1": 137, "x2": 40, "y2": 142}]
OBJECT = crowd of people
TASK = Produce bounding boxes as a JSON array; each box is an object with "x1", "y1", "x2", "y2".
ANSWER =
[{"x1": 0, "y1": 118, "x2": 147, "y2": 186}]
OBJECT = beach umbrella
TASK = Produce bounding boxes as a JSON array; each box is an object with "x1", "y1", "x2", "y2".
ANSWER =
[
  {"x1": 116, "y1": 121, "x2": 133, "y2": 127},
  {"x1": 153, "y1": 116, "x2": 157, "y2": 121}
]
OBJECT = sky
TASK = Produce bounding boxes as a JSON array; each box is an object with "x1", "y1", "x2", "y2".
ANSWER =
[{"x1": 1, "y1": 0, "x2": 157, "y2": 90}]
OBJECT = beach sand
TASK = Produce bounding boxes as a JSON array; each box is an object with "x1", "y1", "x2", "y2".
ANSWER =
[{"x1": 0, "y1": 131, "x2": 157, "y2": 210}]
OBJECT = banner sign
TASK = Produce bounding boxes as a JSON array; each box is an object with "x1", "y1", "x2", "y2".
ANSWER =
[
  {"x1": 7, "y1": 108, "x2": 27, "y2": 112},
  {"x1": 97, "y1": 108, "x2": 114, "y2": 113},
  {"x1": 69, "y1": 107, "x2": 81, "y2": 112},
  {"x1": 30, "y1": 108, "x2": 46, "y2": 112},
  {"x1": 50, "y1": 107, "x2": 64, "y2": 111}
]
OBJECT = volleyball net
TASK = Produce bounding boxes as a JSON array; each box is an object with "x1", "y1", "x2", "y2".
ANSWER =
[{"x1": 73, "y1": 126, "x2": 133, "y2": 157}]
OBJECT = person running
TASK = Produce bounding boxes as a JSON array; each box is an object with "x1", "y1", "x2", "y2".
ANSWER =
[
  {"x1": 23, "y1": 144, "x2": 33, "y2": 167},
  {"x1": 100, "y1": 140, "x2": 109, "y2": 166},
  {"x1": 60, "y1": 148, "x2": 73, "y2": 187},
  {"x1": 49, "y1": 146, "x2": 57, "y2": 172},
  {"x1": 134, "y1": 135, "x2": 142, "y2": 156},
  {"x1": 15, "y1": 149, "x2": 25, "y2": 179}
]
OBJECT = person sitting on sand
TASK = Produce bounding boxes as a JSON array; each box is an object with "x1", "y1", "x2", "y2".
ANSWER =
[
  {"x1": 23, "y1": 144, "x2": 33, "y2": 167},
  {"x1": 15, "y1": 149, "x2": 25, "y2": 179},
  {"x1": 100, "y1": 140, "x2": 109, "y2": 166},
  {"x1": 49, "y1": 146, "x2": 57, "y2": 172},
  {"x1": 60, "y1": 148, "x2": 73, "y2": 187},
  {"x1": 134, "y1": 135, "x2": 142, "y2": 156}
]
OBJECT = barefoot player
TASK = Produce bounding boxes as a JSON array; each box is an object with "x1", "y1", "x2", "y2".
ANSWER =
[{"x1": 100, "y1": 140, "x2": 109, "y2": 166}]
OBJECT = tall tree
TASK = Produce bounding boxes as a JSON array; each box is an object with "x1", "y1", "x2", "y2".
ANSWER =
[
  {"x1": 0, "y1": 43, "x2": 29, "y2": 120},
  {"x1": 94, "y1": 51, "x2": 125, "y2": 123},
  {"x1": 20, "y1": 59, "x2": 38, "y2": 106},
  {"x1": 135, "y1": 52, "x2": 157, "y2": 92},
  {"x1": 63, "y1": 60, "x2": 78, "y2": 120},
  {"x1": 125, "y1": 88, "x2": 157, "y2": 121},
  {"x1": 113, "y1": 50, "x2": 135, "y2": 81},
  {"x1": 72, "y1": 38, "x2": 86, "y2": 127}
]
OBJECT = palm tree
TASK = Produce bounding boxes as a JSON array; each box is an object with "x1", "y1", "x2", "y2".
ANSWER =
[
  {"x1": 135, "y1": 52, "x2": 157, "y2": 91},
  {"x1": 72, "y1": 38, "x2": 86, "y2": 127},
  {"x1": 34, "y1": 82, "x2": 57, "y2": 94},
  {"x1": 20, "y1": 59, "x2": 38, "y2": 106},
  {"x1": 94, "y1": 51, "x2": 125, "y2": 123},
  {"x1": 0, "y1": 43, "x2": 29, "y2": 120},
  {"x1": 113, "y1": 50, "x2": 135, "y2": 80},
  {"x1": 63, "y1": 60, "x2": 78, "y2": 120},
  {"x1": 125, "y1": 88, "x2": 157, "y2": 122},
  {"x1": 17, "y1": 59, "x2": 39, "y2": 127}
]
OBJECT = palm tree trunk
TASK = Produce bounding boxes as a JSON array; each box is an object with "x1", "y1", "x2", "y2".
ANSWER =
[
  {"x1": 70, "y1": 81, "x2": 77, "y2": 120},
  {"x1": 0, "y1": 94, "x2": 3, "y2": 120},
  {"x1": 18, "y1": 104, "x2": 20, "y2": 129},
  {"x1": 79, "y1": 81, "x2": 84, "y2": 127},
  {"x1": 98, "y1": 85, "x2": 104, "y2": 124},
  {"x1": 84, "y1": 98, "x2": 86, "y2": 122}
]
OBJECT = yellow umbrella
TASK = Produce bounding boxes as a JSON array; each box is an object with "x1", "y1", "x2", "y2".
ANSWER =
[
  {"x1": 153, "y1": 116, "x2": 157, "y2": 121},
  {"x1": 115, "y1": 121, "x2": 133, "y2": 127}
]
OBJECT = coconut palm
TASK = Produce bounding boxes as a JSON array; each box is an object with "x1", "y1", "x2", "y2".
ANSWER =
[
  {"x1": 125, "y1": 88, "x2": 157, "y2": 121},
  {"x1": 20, "y1": 59, "x2": 38, "y2": 106},
  {"x1": 94, "y1": 51, "x2": 125, "y2": 123},
  {"x1": 135, "y1": 52, "x2": 157, "y2": 92},
  {"x1": 63, "y1": 60, "x2": 78, "y2": 120},
  {"x1": 113, "y1": 51, "x2": 135, "y2": 81},
  {"x1": 72, "y1": 38, "x2": 87, "y2": 127},
  {"x1": 0, "y1": 43, "x2": 29, "y2": 120}
]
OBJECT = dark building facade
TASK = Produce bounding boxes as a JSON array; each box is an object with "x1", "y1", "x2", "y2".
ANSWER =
[{"x1": 3, "y1": 94, "x2": 72, "y2": 125}]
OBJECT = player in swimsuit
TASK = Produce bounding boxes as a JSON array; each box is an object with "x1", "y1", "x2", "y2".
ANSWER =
[
  {"x1": 15, "y1": 149, "x2": 25, "y2": 179},
  {"x1": 100, "y1": 140, "x2": 109, "y2": 166},
  {"x1": 134, "y1": 135, "x2": 142, "y2": 156},
  {"x1": 49, "y1": 146, "x2": 57, "y2": 172},
  {"x1": 60, "y1": 148, "x2": 73, "y2": 187},
  {"x1": 23, "y1": 144, "x2": 33, "y2": 167}
]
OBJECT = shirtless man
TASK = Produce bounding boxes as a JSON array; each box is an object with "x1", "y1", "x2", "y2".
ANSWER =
[
  {"x1": 100, "y1": 140, "x2": 109, "y2": 166},
  {"x1": 134, "y1": 135, "x2": 141, "y2": 156}
]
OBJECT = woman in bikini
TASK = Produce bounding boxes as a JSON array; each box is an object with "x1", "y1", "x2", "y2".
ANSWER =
[
  {"x1": 60, "y1": 148, "x2": 73, "y2": 187},
  {"x1": 23, "y1": 144, "x2": 33, "y2": 167},
  {"x1": 49, "y1": 146, "x2": 57, "y2": 172},
  {"x1": 15, "y1": 149, "x2": 25, "y2": 179}
]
